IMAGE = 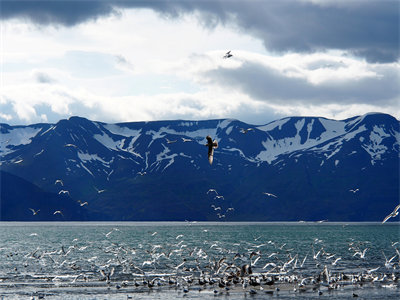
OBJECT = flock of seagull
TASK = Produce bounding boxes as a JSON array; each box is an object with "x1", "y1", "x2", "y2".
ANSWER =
[{"x1": 4, "y1": 224, "x2": 399, "y2": 299}]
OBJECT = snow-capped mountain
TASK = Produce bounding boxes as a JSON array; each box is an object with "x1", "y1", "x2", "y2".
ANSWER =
[{"x1": 1, "y1": 113, "x2": 399, "y2": 221}]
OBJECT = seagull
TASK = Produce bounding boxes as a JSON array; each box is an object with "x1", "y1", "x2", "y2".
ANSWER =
[
  {"x1": 105, "y1": 228, "x2": 120, "y2": 238},
  {"x1": 382, "y1": 204, "x2": 400, "y2": 224},
  {"x1": 211, "y1": 205, "x2": 221, "y2": 211},
  {"x1": 29, "y1": 208, "x2": 40, "y2": 215},
  {"x1": 94, "y1": 186, "x2": 106, "y2": 193},
  {"x1": 64, "y1": 144, "x2": 77, "y2": 148},
  {"x1": 181, "y1": 137, "x2": 192, "y2": 142},
  {"x1": 263, "y1": 192, "x2": 277, "y2": 198},
  {"x1": 54, "y1": 179, "x2": 64, "y2": 186},
  {"x1": 223, "y1": 50, "x2": 233, "y2": 59},
  {"x1": 205, "y1": 135, "x2": 218, "y2": 165},
  {"x1": 53, "y1": 210, "x2": 63, "y2": 216},
  {"x1": 207, "y1": 189, "x2": 218, "y2": 195},
  {"x1": 349, "y1": 188, "x2": 359, "y2": 193},
  {"x1": 166, "y1": 138, "x2": 177, "y2": 144},
  {"x1": 58, "y1": 190, "x2": 70, "y2": 196},
  {"x1": 77, "y1": 200, "x2": 88, "y2": 207},
  {"x1": 137, "y1": 171, "x2": 147, "y2": 176},
  {"x1": 214, "y1": 195, "x2": 224, "y2": 200},
  {"x1": 240, "y1": 128, "x2": 254, "y2": 134}
]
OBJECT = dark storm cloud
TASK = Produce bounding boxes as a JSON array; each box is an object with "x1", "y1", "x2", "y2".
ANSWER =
[
  {"x1": 1, "y1": 0, "x2": 398, "y2": 63},
  {"x1": 204, "y1": 61, "x2": 400, "y2": 106}
]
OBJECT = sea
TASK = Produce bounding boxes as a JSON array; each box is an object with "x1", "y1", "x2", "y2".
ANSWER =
[{"x1": 0, "y1": 222, "x2": 399, "y2": 299}]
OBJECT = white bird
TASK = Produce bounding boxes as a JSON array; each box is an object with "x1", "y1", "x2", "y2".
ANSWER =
[
  {"x1": 77, "y1": 200, "x2": 88, "y2": 207},
  {"x1": 207, "y1": 189, "x2": 218, "y2": 195},
  {"x1": 165, "y1": 138, "x2": 177, "y2": 144},
  {"x1": 382, "y1": 204, "x2": 400, "y2": 224},
  {"x1": 181, "y1": 137, "x2": 192, "y2": 142},
  {"x1": 349, "y1": 188, "x2": 359, "y2": 193},
  {"x1": 54, "y1": 179, "x2": 64, "y2": 186},
  {"x1": 105, "y1": 228, "x2": 120, "y2": 238},
  {"x1": 223, "y1": 50, "x2": 233, "y2": 59},
  {"x1": 214, "y1": 195, "x2": 225, "y2": 200},
  {"x1": 240, "y1": 128, "x2": 254, "y2": 134},
  {"x1": 211, "y1": 205, "x2": 221, "y2": 211},
  {"x1": 64, "y1": 144, "x2": 77, "y2": 148},
  {"x1": 58, "y1": 190, "x2": 70, "y2": 196},
  {"x1": 94, "y1": 186, "x2": 106, "y2": 193},
  {"x1": 29, "y1": 208, "x2": 40, "y2": 215},
  {"x1": 263, "y1": 192, "x2": 277, "y2": 198},
  {"x1": 332, "y1": 257, "x2": 342, "y2": 266},
  {"x1": 53, "y1": 210, "x2": 63, "y2": 216},
  {"x1": 137, "y1": 171, "x2": 146, "y2": 176}
]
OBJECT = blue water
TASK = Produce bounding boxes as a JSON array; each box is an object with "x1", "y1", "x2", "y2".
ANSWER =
[{"x1": 0, "y1": 222, "x2": 399, "y2": 299}]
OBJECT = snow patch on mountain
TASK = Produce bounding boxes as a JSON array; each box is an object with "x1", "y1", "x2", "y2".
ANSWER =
[
  {"x1": 103, "y1": 124, "x2": 141, "y2": 138},
  {"x1": 257, "y1": 118, "x2": 290, "y2": 132},
  {"x1": 0, "y1": 127, "x2": 42, "y2": 156},
  {"x1": 94, "y1": 132, "x2": 124, "y2": 151},
  {"x1": 361, "y1": 125, "x2": 391, "y2": 164}
]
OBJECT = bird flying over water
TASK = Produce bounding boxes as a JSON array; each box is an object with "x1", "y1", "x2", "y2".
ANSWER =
[
  {"x1": 205, "y1": 135, "x2": 218, "y2": 165},
  {"x1": 263, "y1": 192, "x2": 277, "y2": 198},
  {"x1": 53, "y1": 210, "x2": 63, "y2": 216},
  {"x1": 382, "y1": 204, "x2": 400, "y2": 224},
  {"x1": 29, "y1": 208, "x2": 40, "y2": 215}
]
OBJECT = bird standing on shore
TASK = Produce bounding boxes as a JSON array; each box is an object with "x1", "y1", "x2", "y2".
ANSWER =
[{"x1": 206, "y1": 136, "x2": 218, "y2": 165}]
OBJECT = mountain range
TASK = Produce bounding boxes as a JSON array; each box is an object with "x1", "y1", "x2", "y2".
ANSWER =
[{"x1": 1, "y1": 112, "x2": 399, "y2": 221}]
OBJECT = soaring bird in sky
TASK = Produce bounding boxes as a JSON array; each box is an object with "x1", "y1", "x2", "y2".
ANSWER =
[
  {"x1": 223, "y1": 50, "x2": 233, "y2": 59},
  {"x1": 29, "y1": 208, "x2": 40, "y2": 215},
  {"x1": 205, "y1": 135, "x2": 218, "y2": 165},
  {"x1": 382, "y1": 204, "x2": 400, "y2": 224}
]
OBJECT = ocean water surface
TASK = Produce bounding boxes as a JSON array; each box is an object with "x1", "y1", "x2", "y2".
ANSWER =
[{"x1": 0, "y1": 222, "x2": 399, "y2": 299}]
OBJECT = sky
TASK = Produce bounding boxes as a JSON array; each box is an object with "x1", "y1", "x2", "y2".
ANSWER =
[{"x1": 1, "y1": 0, "x2": 399, "y2": 125}]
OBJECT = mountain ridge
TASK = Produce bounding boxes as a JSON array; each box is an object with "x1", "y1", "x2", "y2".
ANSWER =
[{"x1": 1, "y1": 112, "x2": 399, "y2": 221}]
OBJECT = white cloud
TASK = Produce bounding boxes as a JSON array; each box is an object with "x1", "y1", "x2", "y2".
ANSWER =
[{"x1": 1, "y1": 8, "x2": 398, "y2": 126}]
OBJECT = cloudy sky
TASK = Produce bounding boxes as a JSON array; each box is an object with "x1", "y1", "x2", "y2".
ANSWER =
[{"x1": 1, "y1": 0, "x2": 399, "y2": 125}]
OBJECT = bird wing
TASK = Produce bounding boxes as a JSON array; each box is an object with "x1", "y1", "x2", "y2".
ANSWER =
[
  {"x1": 212, "y1": 140, "x2": 218, "y2": 149},
  {"x1": 206, "y1": 136, "x2": 213, "y2": 144},
  {"x1": 394, "y1": 204, "x2": 400, "y2": 213},
  {"x1": 208, "y1": 149, "x2": 214, "y2": 165},
  {"x1": 382, "y1": 214, "x2": 391, "y2": 224}
]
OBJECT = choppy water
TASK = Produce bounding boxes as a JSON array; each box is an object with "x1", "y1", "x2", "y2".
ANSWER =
[{"x1": 0, "y1": 222, "x2": 399, "y2": 299}]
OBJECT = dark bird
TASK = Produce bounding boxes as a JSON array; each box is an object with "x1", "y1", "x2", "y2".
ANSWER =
[
  {"x1": 205, "y1": 135, "x2": 218, "y2": 165},
  {"x1": 223, "y1": 50, "x2": 233, "y2": 59}
]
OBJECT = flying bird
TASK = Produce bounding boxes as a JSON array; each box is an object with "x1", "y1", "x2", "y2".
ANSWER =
[
  {"x1": 58, "y1": 190, "x2": 70, "y2": 196},
  {"x1": 263, "y1": 192, "x2": 277, "y2": 198},
  {"x1": 240, "y1": 128, "x2": 254, "y2": 134},
  {"x1": 77, "y1": 200, "x2": 88, "y2": 207},
  {"x1": 349, "y1": 188, "x2": 359, "y2": 193},
  {"x1": 94, "y1": 186, "x2": 106, "y2": 193},
  {"x1": 29, "y1": 208, "x2": 40, "y2": 215},
  {"x1": 165, "y1": 138, "x2": 177, "y2": 144},
  {"x1": 54, "y1": 179, "x2": 64, "y2": 186},
  {"x1": 53, "y1": 210, "x2": 64, "y2": 216},
  {"x1": 382, "y1": 204, "x2": 400, "y2": 224},
  {"x1": 223, "y1": 50, "x2": 233, "y2": 59},
  {"x1": 205, "y1": 135, "x2": 218, "y2": 165},
  {"x1": 181, "y1": 137, "x2": 193, "y2": 142}
]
